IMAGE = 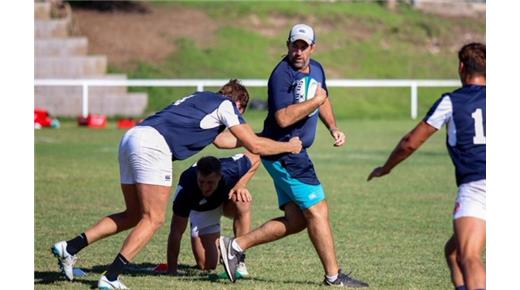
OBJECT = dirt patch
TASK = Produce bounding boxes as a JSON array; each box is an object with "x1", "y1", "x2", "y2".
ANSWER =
[
  {"x1": 232, "y1": 12, "x2": 291, "y2": 38},
  {"x1": 68, "y1": 2, "x2": 484, "y2": 71},
  {"x1": 70, "y1": 4, "x2": 218, "y2": 69}
]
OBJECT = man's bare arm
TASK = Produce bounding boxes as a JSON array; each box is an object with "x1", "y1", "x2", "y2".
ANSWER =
[
  {"x1": 229, "y1": 151, "x2": 261, "y2": 202},
  {"x1": 274, "y1": 85, "x2": 327, "y2": 128},
  {"x1": 367, "y1": 121, "x2": 438, "y2": 181},
  {"x1": 318, "y1": 98, "x2": 346, "y2": 147},
  {"x1": 166, "y1": 214, "x2": 188, "y2": 274},
  {"x1": 228, "y1": 123, "x2": 302, "y2": 155}
]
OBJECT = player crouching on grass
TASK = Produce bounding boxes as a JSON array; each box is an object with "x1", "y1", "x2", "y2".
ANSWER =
[
  {"x1": 166, "y1": 152, "x2": 259, "y2": 278},
  {"x1": 50, "y1": 79, "x2": 302, "y2": 290},
  {"x1": 368, "y1": 42, "x2": 486, "y2": 290}
]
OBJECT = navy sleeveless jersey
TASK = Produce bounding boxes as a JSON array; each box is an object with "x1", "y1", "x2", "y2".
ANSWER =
[
  {"x1": 172, "y1": 154, "x2": 252, "y2": 217},
  {"x1": 138, "y1": 91, "x2": 245, "y2": 160},
  {"x1": 424, "y1": 84, "x2": 486, "y2": 186},
  {"x1": 261, "y1": 57, "x2": 328, "y2": 154}
]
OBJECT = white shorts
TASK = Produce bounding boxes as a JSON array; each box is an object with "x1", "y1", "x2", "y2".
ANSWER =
[
  {"x1": 119, "y1": 126, "x2": 173, "y2": 186},
  {"x1": 453, "y1": 179, "x2": 486, "y2": 221},
  {"x1": 189, "y1": 206, "x2": 223, "y2": 238}
]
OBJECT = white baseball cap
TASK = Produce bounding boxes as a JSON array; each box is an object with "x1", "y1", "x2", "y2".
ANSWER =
[{"x1": 288, "y1": 24, "x2": 315, "y2": 45}]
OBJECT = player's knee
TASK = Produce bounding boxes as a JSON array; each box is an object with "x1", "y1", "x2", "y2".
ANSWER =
[
  {"x1": 204, "y1": 260, "x2": 217, "y2": 270},
  {"x1": 459, "y1": 253, "x2": 482, "y2": 268},
  {"x1": 197, "y1": 263, "x2": 216, "y2": 271},
  {"x1": 303, "y1": 204, "x2": 328, "y2": 221},
  {"x1": 194, "y1": 256, "x2": 205, "y2": 270},
  {"x1": 195, "y1": 256, "x2": 217, "y2": 270},
  {"x1": 235, "y1": 199, "x2": 251, "y2": 214},
  {"x1": 154, "y1": 215, "x2": 166, "y2": 228},
  {"x1": 142, "y1": 212, "x2": 166, "y2": 230}
]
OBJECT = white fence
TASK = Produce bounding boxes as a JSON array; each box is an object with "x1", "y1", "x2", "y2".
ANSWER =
[{"x1": 34, "y1": 79, "x2": 460, "y2": 119}]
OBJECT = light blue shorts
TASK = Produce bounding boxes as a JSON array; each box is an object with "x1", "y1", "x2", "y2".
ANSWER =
[{"x1": 262, "y1": 159, "x2": 325, "y2": 210}]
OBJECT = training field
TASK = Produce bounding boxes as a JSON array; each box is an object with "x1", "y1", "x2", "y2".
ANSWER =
[{"x1": 35, "y1": 116, "x2": 460, "y2": 289}]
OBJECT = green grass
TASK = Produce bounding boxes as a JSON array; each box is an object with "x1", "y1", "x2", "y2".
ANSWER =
[{"x1": 35, "y1": 116, "x2": 467, "y2": 289}]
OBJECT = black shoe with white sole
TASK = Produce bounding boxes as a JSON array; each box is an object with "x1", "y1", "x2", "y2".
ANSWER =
[{"x1": 323, "y1": 269, "x2": 369, "y2": 288}]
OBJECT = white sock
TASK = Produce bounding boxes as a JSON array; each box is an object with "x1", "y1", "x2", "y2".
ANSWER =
[
  {"x1": 326, "y1": 273, "x2": 338, "y2": 282},
  {"x1": 231, "y1": 239, "x2": 243, "y2": 252}
]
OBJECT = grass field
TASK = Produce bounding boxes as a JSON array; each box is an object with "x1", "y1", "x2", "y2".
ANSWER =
[{"x1": 35, "y1": 115, "x2": 465, "y2": 289}]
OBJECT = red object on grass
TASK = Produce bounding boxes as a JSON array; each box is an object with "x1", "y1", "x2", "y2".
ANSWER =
[
  {"x1": 34, "y1": 108, "x2": 52, "y2": 127},
  {"x1": 87, "y1": 114, "x2": 107, "y2": 128},
  {"x1": 117, "y1": 118, "x2": 136, "y2": 129},
  {"x1": 77, "y1": 116, "x2": 88, "y2": 126},
  {"x1": 153, "y1": 263, "x2": 168, "y2": 273}
]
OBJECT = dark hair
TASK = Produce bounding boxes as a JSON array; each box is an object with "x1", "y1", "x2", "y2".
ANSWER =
[
  {"x1": 218, "y1": 79, "x2": 250, "y2": 111},
  {"x1": 196, "y1": 156, "x2": 221, "y2": 176},
  {"x1": 458, "y1": 42, "x2": 485, "y2": 77}
]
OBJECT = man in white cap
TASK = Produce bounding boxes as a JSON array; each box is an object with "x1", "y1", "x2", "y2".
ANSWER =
[{"x1": 219, "y1": 24, "x2": 368, "y2": 287}]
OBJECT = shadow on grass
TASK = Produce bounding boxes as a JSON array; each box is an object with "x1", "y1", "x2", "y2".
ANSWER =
[
  {"x1": 34, "y1": 263, "x2": 198, "y2": 288},
  {"x1": 35, "y1": 263, "x2": 320, "y2": 287},
  {"x1": 34, "y1": 270, "x2": 98, "y2": 289}
]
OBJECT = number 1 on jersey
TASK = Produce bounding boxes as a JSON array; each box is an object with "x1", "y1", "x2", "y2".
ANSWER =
[{"x1": 472, "y1": 108, "x2": 486, "y2": 144}]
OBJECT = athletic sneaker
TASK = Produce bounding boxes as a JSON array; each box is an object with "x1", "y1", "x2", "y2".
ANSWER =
[
  {"x1": 236, "y1": 252, "x2": 249, "y2": 277},
  {"x1": 51, "y1": 241, "x2": 77, "y2": 281},
  {"x1": 218, "y1": 236, "x2": 243, "y2": 282},
  {"x1": 323, "y1": 269, "x2": 369, "y2": 288},
  {"x1": 236, "y1": 262, "x2": 249, "y2": 277},
  {"x1": 98, "y1": 274, "x2": 129, "y2": 289}
]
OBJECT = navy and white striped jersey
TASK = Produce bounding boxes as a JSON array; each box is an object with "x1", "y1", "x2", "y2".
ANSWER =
[
  {"x1": 138, "y1": 91, "x2": 245, "y2": 160},
  {"x1": 172, "y1": 154, "x2": 252, "y2": 217},
  {"x1": 424, "y1": 84, "x2": 486, "y2": 186}
]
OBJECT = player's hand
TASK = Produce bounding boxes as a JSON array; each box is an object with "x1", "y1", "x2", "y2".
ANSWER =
[
  {"x1": 367, "y1": 166, "x2": 390, "y2": 181},
  {"x1": 289, "y1": 136, "x2": 302, "y2": 154},
  {"x1": 314, "y1": 83, "x2": 328, "y2": 105},
  {"x1": 330, "y1": 128, "x2": 346, "y2": 147},
  {"x1": 229, "y1": 187, "x2": 252, "y2": 202}
]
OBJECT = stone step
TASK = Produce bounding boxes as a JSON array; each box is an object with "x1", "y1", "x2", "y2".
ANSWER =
[
  {"x1": 35, "y1": 74, "x2": 129, "y2": 99},
  {"x1": 34, "y1": 2, "x2": 51, "y2": 20},
  {"x1": 35, "y1": 56, "x2": 107, "y2": 78},
  {"x1": 35, "y1": 19, "x2": 69, "y2": 38},
  {"x1": 35, "y1": 37, "x2": 88, "y2": 56},
  {"x1": 34, "y1": 92, "x2": 148, "y2": 117},
  {"x1": 90, "y1": 93, "x2": 148, "y2": 117}
]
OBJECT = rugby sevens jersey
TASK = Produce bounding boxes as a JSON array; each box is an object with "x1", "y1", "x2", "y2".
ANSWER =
[
  {"x1": 172, "y1": 154, "x2": 252, "y2": 217},
  {"x1": 138, "y1": 92, "x2": 245, "y2": 160},
  {"x1": 424, "y1": 84, "x2": 486, "y2": 186},
  {"x1": 261, "y1": 56, "x2": 328, "y2": 151}
]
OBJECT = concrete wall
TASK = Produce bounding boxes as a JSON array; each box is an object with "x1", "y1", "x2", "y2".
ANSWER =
[{"x1": 34, "y1": 1, "x2": 148, "y2": 117}]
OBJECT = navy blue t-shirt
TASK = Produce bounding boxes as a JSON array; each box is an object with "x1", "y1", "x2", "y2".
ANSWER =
[
  {"x1": 172, "y1": 154, "x2": 252, "y2": 217},
  {"x1": 424, "y1": 84, "x2": 486, "y2": 186},
  {"x1": 138, "y1": 91, "x2": 245, "y2": 160},
  {"x1": 261, "y1": 56, "x2": 328, "y2": 150},
  {"x1": 260, "y1": 56, "x2": 327, "y2": 185}
]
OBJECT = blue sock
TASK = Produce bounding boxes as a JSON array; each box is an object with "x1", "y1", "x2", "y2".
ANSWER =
[{"x1": 455, "y1": 286, "x2": 466, "y2": 290}]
